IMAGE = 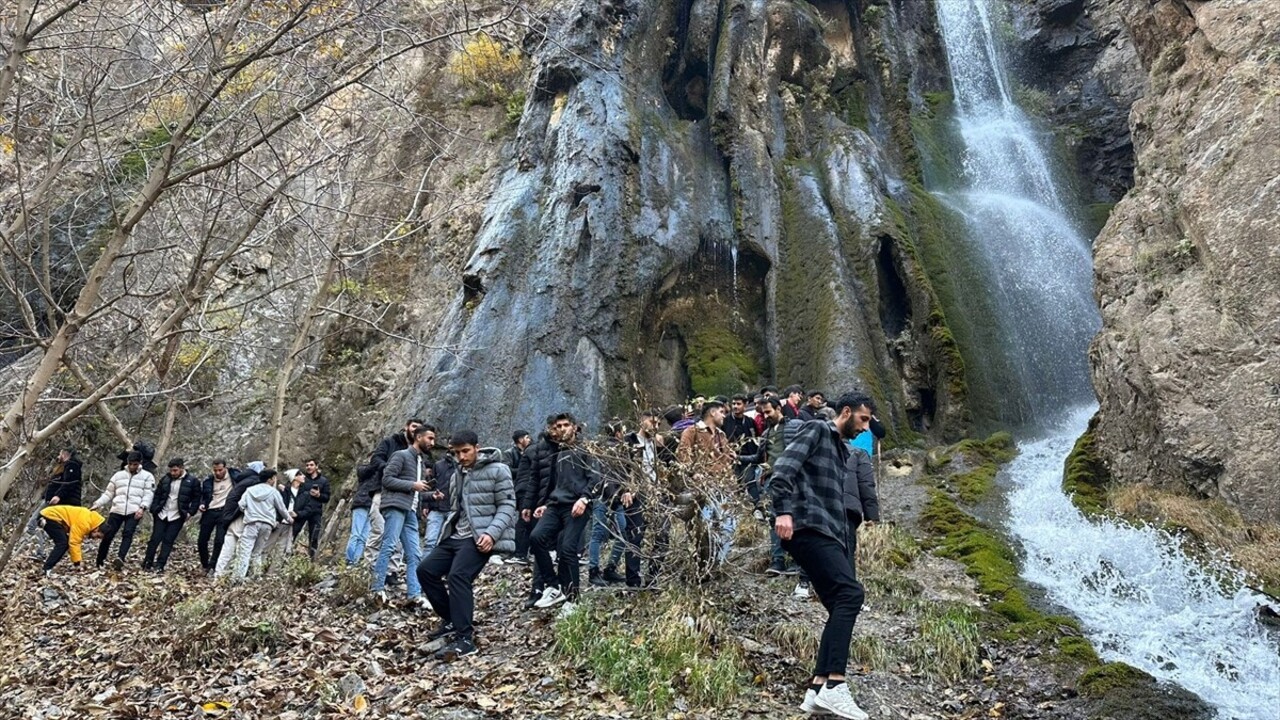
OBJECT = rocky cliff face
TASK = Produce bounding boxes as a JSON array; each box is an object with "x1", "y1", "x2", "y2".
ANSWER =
[
  {"x1": 409, "y1": 0, "x2": 983, "y2": 441},
  {"x1": 1089, "y1": 0, "x2": 1280, "y2": 523}
]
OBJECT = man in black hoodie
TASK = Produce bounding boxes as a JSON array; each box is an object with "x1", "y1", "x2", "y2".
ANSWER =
[
  {"x1": 516, "y1": 417, "x2": 558, "y2": 608},
  {"x1": 142, "y1": 458, "x2": 201, "y2": 572},
  {"x1": 503, "y1": 430, "x2": 532, "y2": 564},
  {"x1": 529, "y1": 413, "x2": 601, "y2": 610}
]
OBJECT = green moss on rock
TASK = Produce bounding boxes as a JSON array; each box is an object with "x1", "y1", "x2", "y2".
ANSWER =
[
  {"x1": 686, "y1": 326, "x2": 759, "y2": 398},
  {"x1": 1079, "y1": 663, "x2": 1212, "y2": 719},
  {"x1": 1063, "y1": 423, "x2": 1111, "y2": 517}
]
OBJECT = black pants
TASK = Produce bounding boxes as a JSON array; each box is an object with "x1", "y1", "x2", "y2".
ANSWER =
[
  {"x1": 293, "y1": 513, "x2": 322, "y2": 558},
  {"x1": 41, "y1": 519, "x2": 70, "y2": 571},
  {"x1": 621, "y1": 496, "x2": 647, "y2": 587},
  {"x1": 97, "y1": 512, "x2": 141, "y2": 566},
  {"x1": 142, "y1": 515, "x2": 187, "y2": 570},
  {"x1": 846, "y1": 514, "x2": 861, "y2": 580},
  {"x1": 531, "y1": 503, "x2": 589, "y2": 598},
  {"x1": 417, "y1": 536, "x2": 490, "y2": 639},
  {"x1": 198, "y1": 507, "x2": 228, "y2": 569},
  {"x1": 514, "y1": 512, "x2": 533, "y2": 559},
  {"x1": 783, "y1": 529, "x2": 865, "y2": 677}
]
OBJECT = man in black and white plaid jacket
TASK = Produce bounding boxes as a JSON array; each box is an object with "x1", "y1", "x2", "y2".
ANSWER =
[{"x1": 770, "y1": 391, "x2": 874, "y2": 720}]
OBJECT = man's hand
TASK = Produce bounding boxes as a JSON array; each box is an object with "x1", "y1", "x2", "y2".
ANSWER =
[
  {"x1": 309, "y1": 487, "x2": 321, "y2": 497},
  {"x1": 49, "y1": 496, "x2": 60, "y2": 505},
  {"x1": 199, "y1": 504, "x2": 207, "y2": 513},
  {"x1": 432, "y1": 491, "x2": 444, "y2": 501},
  {"x1": 775, "y1": 514, "x2": 794, "y2": 541},
  {"x1": 533, "y1": 505, "x2": 547, "y2": 519},
  {"x1": 290, "y1": 511, "x2": 298, "y2": 519},
  {"x1": 133, "y1": 508, "x2": 144, "y2": 519},
  {"x1": 620, "y1": 492, "x2": 634, "y2": 508},
  {"x1": 572, "y1": 498, "x2": 588, "y2": 517},
  {"x1": 476, "y1": 534, "x2": 494, "y2": 553},
  {"x1": 411, "y1": 481, "x2": 429, "y2": 492},
  {"x1": 521, "y1": 509, "x2": 532, "y2": 522}
]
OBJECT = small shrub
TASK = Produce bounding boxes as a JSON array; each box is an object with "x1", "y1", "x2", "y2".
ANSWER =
[
  {"x1": 770, "y1": 620, "x2": 820, "y2": 662},
  {"x1": 849, "y1": 635, "x2": 894, "y2": 670},
  {"x1": 334, "y1": 564, "x2": 371, "y2": 604},
  {"x1": 447, "y1": 35, "x2": 524, "y2": 105},
  {"x1": 281, "y1": 555, "x2": 324, "y2": 587}
]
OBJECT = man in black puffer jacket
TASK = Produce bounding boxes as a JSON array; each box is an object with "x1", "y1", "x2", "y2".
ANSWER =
[
  {"x1": 515, "y1": 417, "x2": 559, "y2": 608},
  {"x1": 142, "y1": 458, "x2": 202, "y2": 572},
  {"x1": 353, "y1": 419, "x2": 423, "y2": 570},
  {"x1": 290, "y1": 458, "x2": 331, "y2": 559},
  {"x1": 529, "y1": 413, "x2": 601, "y2": 609}
]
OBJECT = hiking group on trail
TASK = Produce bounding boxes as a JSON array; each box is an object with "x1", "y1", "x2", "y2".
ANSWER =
[{"x1": 27, "y1": 386, "x2": 884, "y2": 719}]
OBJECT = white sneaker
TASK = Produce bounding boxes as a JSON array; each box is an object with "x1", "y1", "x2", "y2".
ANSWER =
[
  {"x1": 793, "y1": 580, "x2": 811, "y2": 599},
  {"x1": 413, "y1": 596, "x2": 431, "y2": 610},
  {"x1": 814, "y1": 682, "x2": 869, "y2": 720},
  {"x1": 533, "y1": 586, "x2": 566, "y2": 609},
  {"x1": 753, "y1": 509, "x2": 765, "y2": 521},
  {"x1": 799, "y1": 688, "x2": 831, "y2": 715},
  {"x1": 373, "y1": 590, "x2": 388, "y2": 605},
  {"x1": 488, "y1": 555, "x2": 504, "y2": 566}
]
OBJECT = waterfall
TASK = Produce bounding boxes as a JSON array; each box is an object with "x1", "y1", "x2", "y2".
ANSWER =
[
  {"x1": 1007, "y1": 408, "x2": 1280, "y2": 718},
  {"x1": 930, "y1": 2, "x2": 1280, "y2": 717},
  {"x1": 934, "y1": 0, "x2": 1099, "y2": 425}
]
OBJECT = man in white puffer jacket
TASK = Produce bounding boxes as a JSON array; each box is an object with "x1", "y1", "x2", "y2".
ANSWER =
[{"x1": 92, "y1": 452, "x2": 156, "y2": 570}]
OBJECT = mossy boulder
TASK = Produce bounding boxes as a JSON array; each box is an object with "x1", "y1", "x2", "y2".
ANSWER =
[
  {"x1": 1063, "y1": 419, "x2": 1112, "y2": 516},
  {"x1": 1079, "y1": 663, "x2": 1213, "y2": 720}
]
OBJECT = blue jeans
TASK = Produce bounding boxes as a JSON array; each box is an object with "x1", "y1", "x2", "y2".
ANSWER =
[
  {"x1": 423, "y1": 510, "x2": 447, "y2": 554},
  {"x1": 589, "y1": 502, "x2": 626, "y2": 569},
  {"x1": 345, "y1": 507, "x2": 372, "y2": 565},
  {"x1": 371, "y1": 507, "x2": 421, "y2": 598}
]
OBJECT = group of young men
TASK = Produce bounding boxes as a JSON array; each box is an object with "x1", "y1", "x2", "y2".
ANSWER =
[
  {"x1": 31, "y1": 447, "x2": 333, "y2": 582},
  {"x1": 31, "y1": 384, "x2": 881, "y2": 719}
]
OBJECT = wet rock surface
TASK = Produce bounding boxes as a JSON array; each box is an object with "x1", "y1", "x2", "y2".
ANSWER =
[{"x1": 1089, "y1": 0, "x2": 1280, "y2": 524}]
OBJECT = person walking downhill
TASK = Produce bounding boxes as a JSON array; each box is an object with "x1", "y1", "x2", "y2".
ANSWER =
[
  {"x1": 91, "y1": 452, "x2": 156, "y2": 571},
  {"x1": 291, "y1": 459, "x2": 330, "y2": 559},
  {"x1": 530, "y1": 413, "x2": 601, "y2": 610},
  {"x1": 417, "y1": 431, "x2": 517, "y2": 661},
  {"x1": 213, "y1": 462, "x2": 265, "y2": 578},
  {"x1": 516, "y1": 416, "x2": 559, "y2": 609},
  {"x1": 234, "y1": 469, "x2": 291, "y2": 581},
  {"x1": 197, "y1": 460, "x2": 235, "y2": 574},
  {"x1": 141, "y1": 459, "x2": 201, "y2": 573},
  {"x1": 770, "y1": 392, "x2": 871, "y2": 720},
  {"x1": 370, "y1": 425, "x2": 434, "y2": 606},
  {"x1": 357, "y1": 419, "x2": 424, "y2": 573}
]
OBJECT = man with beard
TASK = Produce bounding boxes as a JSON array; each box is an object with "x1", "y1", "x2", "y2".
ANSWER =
[
  {"x1": 771, "y1": 392, "x2": 871, "y2": 720},
  {"x1": 91, "y1": 452, "x2": 155, "y2": 570},
  {"x1": 141, "y1": 458, "x2": 201, "y2": 572},
  {"x1": 355, "y1": 419, "x2": 424, "y2": 570},
  {"x1": 198, "y1": 460, "x2": 235, "y2": 573},
  {"x1": 529, "y1": 413, "x2": 600, "y2": 610},
  {"x1": 371, "y1": 425, "x2": 434, "y2": 605},
  {"x1": 516, "y1": 416, "x2": 558, "y2": 608}
]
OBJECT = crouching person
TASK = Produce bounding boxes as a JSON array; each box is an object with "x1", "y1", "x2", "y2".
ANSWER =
[
  {"x1": 417, "y1": 431, "x2": 516, "y2": 661},
  {"x1": 39, "y1": 505, "x2": 105, "y2": 575},
  {"x1": 234, "y1": 469, "x2": 290, "y2": 580}
]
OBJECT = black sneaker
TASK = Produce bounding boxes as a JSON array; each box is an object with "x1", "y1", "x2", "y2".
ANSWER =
[
  {"x1": 602, "y1": 567, "x2": 625, "y2": 584},
  {"x1": 434, "y1": 636, "x2": 477, "y2": 661},
  {"x1": 427, "y1": 622, "x2": 455, "y2": 641},
  {"x1": 111, "y1": 558, "x2": 124, "y2": 572},
  {"x1": 766, "y1": 562, "x2": 786, "y2": 576},
  {"x1": 387, "y1": 571, "x2": 403, "y2": 587},
  {"x1": 523, "y1": 591, "x2": 541, "y2": 610},
  {"x1": 588, "y1": 568, "x2": 607, "y2": 587}
]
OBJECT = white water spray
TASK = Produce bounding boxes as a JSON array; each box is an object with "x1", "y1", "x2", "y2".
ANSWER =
[
  {"x1": 1006, "y1": 408, "x2": 1280, "y2": 718},
  {"x1": 928, "y1": 2, "x2": 1280, "y2": 716}
]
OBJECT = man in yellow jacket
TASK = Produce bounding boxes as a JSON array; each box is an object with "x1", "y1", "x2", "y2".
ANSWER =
[{"x1": 38, "y1": 505, "x2": 105, "y2": 575}]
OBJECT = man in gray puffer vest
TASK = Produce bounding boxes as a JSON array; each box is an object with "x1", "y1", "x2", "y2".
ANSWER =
[{"x1": 417, "y1": 430, "x2": 517, "y2": 662}]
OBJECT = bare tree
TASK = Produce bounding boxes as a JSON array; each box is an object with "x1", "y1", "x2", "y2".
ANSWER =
[{"x1": 0, "y1": 0, "x2": 529, "y2": 500}]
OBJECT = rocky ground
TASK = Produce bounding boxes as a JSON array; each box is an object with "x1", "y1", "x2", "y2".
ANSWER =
[{"x1": 0, "y1": 453, "x2": 1118, "y2": 720}]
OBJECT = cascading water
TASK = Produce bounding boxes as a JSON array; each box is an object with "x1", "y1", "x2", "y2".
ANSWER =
[
  {"x1": 1008, "y1": 408, "x2": 1280, "y2": 718},
  {"x1": 928, "y1": 2, "x2": 1280, "y2": 717},
  {"x1": 933, "y1": 0, "x2": 1099, "y2": 427}
]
